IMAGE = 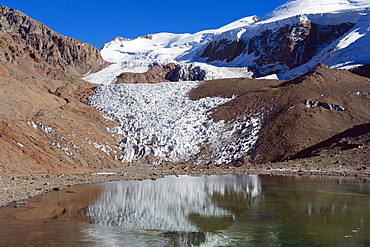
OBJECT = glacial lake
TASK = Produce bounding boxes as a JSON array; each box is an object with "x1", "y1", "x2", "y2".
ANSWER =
[{"x1": 0, "y1": 175, "x2": 370, "y2": 246}]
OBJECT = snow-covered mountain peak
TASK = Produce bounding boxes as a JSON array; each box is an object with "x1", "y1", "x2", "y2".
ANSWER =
[
  {"x1": 100, "y1": 15, "x2": 259, "y2": 64},
  {"x1": 262, "y1": 0, "x2": 370, "y2": 22},
  {"x1": 100, "y1": 32, "x2": 193, "y2": 63}
]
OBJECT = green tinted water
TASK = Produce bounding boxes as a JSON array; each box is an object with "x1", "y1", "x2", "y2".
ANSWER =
[{"x1": 0, "y1": 175, "x2": 369, "y2": 246}]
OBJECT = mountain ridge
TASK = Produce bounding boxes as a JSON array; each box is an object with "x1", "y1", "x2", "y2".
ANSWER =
[{"x1": 0, "y1": 5, "x2": 108, "y2": 79}]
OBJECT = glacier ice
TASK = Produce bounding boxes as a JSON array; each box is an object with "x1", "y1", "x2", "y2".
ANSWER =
[{"x1": 88, "y1": 81, "x2": 260, "y2": 164}]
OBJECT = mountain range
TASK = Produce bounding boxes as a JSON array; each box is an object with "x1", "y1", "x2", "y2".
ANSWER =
[
  {"x1": 85, "y1": 0, "x2": 370, "y2": 84},
  {"x1": 0, "y1": 0, "x2": 369, "y2": 175}
]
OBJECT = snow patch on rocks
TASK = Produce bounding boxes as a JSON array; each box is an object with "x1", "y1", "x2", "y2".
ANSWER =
[
  {"x1": 27, "y1": 121, "x2": 38, "y2": 130},
  {"x1": 303, "y1": 100, "x2": 345, "y2": 111},
  {"x1": 87, "y1": 140, "x2": 116, "y2": 155},
  {"x1": 88, "y1": 81, "x2": 260, "y2": 164}
]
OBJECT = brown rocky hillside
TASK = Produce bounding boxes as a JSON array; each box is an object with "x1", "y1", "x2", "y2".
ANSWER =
[
  {"x1": 190, "y1": 64, "x2": 370, "y2": 164},
  {"x1": 0, "y1": 5, "x2": 108, "y2": 79},
  {"x1": 0, "y1": 5, "x2": 122, "y2": 176}
]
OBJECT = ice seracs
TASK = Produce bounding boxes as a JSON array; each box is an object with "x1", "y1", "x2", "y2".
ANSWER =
[{"x1": 88, "y1": 81, "x2": 261, "y2": 164}]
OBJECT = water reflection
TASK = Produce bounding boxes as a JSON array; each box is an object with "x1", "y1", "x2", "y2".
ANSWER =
[
  {"x1": 85, "y1": 175, "x2": 260, "y2": 246},
  {"x1": 86, "y1": 175, "x2": 260, "y2": 230}
]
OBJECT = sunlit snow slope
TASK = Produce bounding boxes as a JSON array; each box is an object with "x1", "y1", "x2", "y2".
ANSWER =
[
  {"x1": 262, "y1": 0, "x2": 370, "y2": 23},
  {"x1": 99, "y1": 16, "x2": 259, "y2": 64}
]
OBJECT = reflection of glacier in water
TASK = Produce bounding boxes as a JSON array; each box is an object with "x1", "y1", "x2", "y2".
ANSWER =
[{"x1": 85, "y1": 175, "x2": 261, "y2": 232}]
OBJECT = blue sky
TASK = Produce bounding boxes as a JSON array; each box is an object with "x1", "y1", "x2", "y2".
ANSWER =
[{"x1": 1, "y1": 0, "x2": 287, "y2": 49}]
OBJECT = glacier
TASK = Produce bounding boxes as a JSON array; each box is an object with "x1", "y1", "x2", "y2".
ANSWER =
[{"x1": 88, "y1": 81, "x2": 260, "y2": 164}]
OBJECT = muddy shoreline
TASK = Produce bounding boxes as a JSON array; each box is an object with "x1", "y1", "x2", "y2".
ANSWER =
[{"x1": 1, "y1": 157, "x2": 370, "y2": 207}]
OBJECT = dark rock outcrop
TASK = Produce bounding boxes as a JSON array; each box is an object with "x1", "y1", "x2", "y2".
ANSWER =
[
  {"x1": 349, "y1": 64, "x2": 370, "y2": 78},
  {"x1": 201, "y1": 39, "x2": 246, "y2": 63},
  {"x1": 248, "y1": 22, "x2": 354, "y2": 75},
  {"x1": 165, "y1": 63, "x2": 206, "y2": 82},
  {"x1": 115, "y1": 63, "x2": 177, "y2": 84},
  {"x1": 200, "y1": 21, "x2": 354, "y2": 77},
  {"x1": 115, "y1": 63, "x2": 207, "y2": 84},
  {"x1": 291, "y1": 123, "x2": 370, "y2": 159}
]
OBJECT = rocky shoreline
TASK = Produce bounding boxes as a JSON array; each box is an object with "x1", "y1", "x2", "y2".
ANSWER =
[{"x1": 1, "y1": 150, "x2": 369, "y2": 207}]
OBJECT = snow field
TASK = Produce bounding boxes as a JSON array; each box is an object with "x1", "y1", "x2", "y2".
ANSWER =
[
  {"x1": 262, "y1": 0, "x2": 370, "y2": 23},
  {"x1": 88, "y1": 81, "x2": 261, "y2": 164}
]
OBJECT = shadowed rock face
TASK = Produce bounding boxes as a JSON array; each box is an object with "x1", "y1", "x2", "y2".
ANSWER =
[
  {"x1": 349, "y1": 64, "x2": 370, "y2": 78},
  {"x1": 165, "y1": 64, "x2": 207, "y2": 82},
  {"x1": 200, "y1": 21, "x2": 354, "y2": 77},
  {"x1": 291, "y1": 123, "x2": 370, "y2": 160},
  {"x1": 249, "y1": 22, "x2": 354, "y2": 75},
  {"x1": 0, "y1": 5, "x2": 108, "y2": 78},
  {"x1": 200, "y1": 39, "x2": 246, "y2": 63}
]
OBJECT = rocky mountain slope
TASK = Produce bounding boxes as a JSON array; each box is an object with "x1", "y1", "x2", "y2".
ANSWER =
[
  {"x1": 199, "y1": 64, "x2": 370, "y2": 163},
  {"x1": 0, "y1": 5, "x2": 121, "y2": 175},
  {"x1": 0, "y1": 5, "x2": 108, "y2": 79},
  {"x1": 88, "y1": 63, "x2": 370, "y2": 166}
]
